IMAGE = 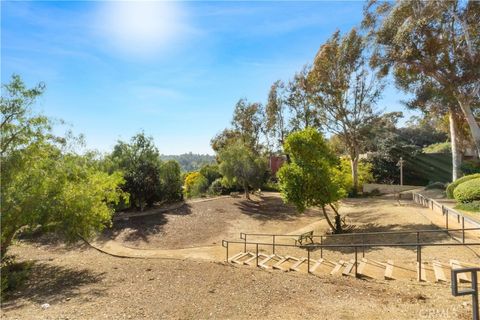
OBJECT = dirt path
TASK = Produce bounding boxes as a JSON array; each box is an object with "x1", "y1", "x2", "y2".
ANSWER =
[{"x1": 89, "y1": 194, "x2": 480, "y2": 263}]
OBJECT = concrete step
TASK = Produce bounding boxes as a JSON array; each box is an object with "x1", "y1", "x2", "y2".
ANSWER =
[
  {"x1": 272, "y1": 256, "x2": 299, "y2": 272},
  {"x1": 342, "y1": 259, "x2": 356, "y2": 276},
  {"x1": 432, "y1": 260, "x2": 448, "y2": 283},
  {"x1": 385, "y1": 260, "x2": 395, "y2": 280},
  {"x1": 244, "y1": 253, "x2": 270, "y2": 266},
  {"x1": 356, "y1": 258, "x2": 387, "y2": 280},
  {"x1": 330, "y1": 260, "x2": 345, "y2": 276},
  {"x1": 231, "y1": 252, "x2": 254, "y2": 264},
  {"x1": 258, "y1": 254, "x2": 283, "y2": 270},
  {"x1": 290, "y1": 258, "x2": 307, "y2": 272}
]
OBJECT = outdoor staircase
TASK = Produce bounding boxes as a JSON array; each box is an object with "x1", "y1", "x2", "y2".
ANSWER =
[{"x1": 228, "y1": 252, "x2": 480, "y2": 284}]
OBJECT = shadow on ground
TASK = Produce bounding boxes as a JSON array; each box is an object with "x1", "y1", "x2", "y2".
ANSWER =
[
  {"x1": 235, "y1": 195, "x2": 320, "y2": 221},
  {"x1": 1, "y1": 262, "x2": 105, "y2": 310},
  {"x1": 305, "y1": 222, "x2": 453, "y2": 255},
  {"x1": 99, "y1": 203, "x2": 193, "y2": 244}
]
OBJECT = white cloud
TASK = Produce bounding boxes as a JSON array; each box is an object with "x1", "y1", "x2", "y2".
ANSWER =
[{"x1": 94, "y1": 1, "x2": 193, "y2": 59}]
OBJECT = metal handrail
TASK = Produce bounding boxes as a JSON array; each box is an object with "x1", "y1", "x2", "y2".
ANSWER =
[
  {"x1": 412, "y1": 192, "x2": 480, "y2": 228},
  {"x1": 240, "y1": 227, "x2": 480, "y2": 239}
]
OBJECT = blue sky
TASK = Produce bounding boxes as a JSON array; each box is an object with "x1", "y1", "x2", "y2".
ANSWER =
[{"x1": 1, "y1": 1, "x2": 414, "y2": 155}]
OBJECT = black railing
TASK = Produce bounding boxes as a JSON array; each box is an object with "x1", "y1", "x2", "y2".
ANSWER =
[
  {"x1": 222, "y1": 239, "x2": 480, "y2": 281},
  {"x1": 239, "y1": 227, "x2": 480, "y2": 256},
  {"x1": 412, "y1": 192, "x2": 480, "y2": 229}
]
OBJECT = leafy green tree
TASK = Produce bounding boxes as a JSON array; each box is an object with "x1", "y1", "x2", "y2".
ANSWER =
[
  {"x1": 364, "y1": 0, "x2": 480, "y2": 157},
  {"x1": 277, "y1": 128, "x2": 347, "y2": 233},
  {"x1": 110, "y1": 132, "x2": 162, "y2": 210},
  {"x1": 210, "y1": 128, "x2": 242, "y2": 154},
  {"x1": 199, "y1": 164, "x2": 221, "y2": 185},
  {"x1": 218, "y1": 140, "x2": 267, "y2": 200},
  {"x1": 286, "y1": 65, "x2": 319, "y2": 131},
  {"x1": 338, "y1": 157, "x2": 374, "y2": 195},
  {"x1": 1, "y1": 75, "x2": 127, "y2": 257},
  {"x1": 159, "y1": 160, "x2": 183, "y2": 202},
  {"x1": 231, "y1": 99, "x2": 265, "y2": 152},
  {"x1": 308, "y1": 29, "x2": 383, "y2": 195}
]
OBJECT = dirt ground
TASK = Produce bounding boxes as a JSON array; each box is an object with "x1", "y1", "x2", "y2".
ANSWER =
[
  {"x1": 2, "y1": 193, "x2": 480, "y2": 319},
  {"x1": 1, "y1": 244, "x2": 474, "y2": 320},
  {"x1": 101, "y1": 194, "x2": 323, "y2": 250}
]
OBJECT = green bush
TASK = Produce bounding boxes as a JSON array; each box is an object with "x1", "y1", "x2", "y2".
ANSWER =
[
  {"x1": 456, "y1": 201, "x2": 480, "y2": 213},
  {"x1": 1, "y1": 258, "x2": 33, "y2": 300},
  {"x1": 423, "y1": 142, "x2": 451, "y2": 154},
  {"x1": 446, "y1": 173, "x2": 480, "y2": 198},
  {"x1": 184, "y1": 172, "x2": 209, "y2": 198},
  {"x1": 453, "y1": 178, "x2": 480, "y2": 203},
  {"x1": 207, "y1": 178, "x2": 225, "y2": 196}
]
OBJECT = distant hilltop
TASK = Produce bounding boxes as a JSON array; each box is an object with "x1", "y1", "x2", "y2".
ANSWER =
[{"x1": 160, "y1": 153, "x2": 216, "y2": 172}]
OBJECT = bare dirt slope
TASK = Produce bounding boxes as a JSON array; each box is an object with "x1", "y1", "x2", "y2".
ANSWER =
[
  {"x1": 101, "y1": 193, "x2": 324, "y2": 250},
  {"x1": 1, "y1": 244, "x2": 473, "y2": 320}
]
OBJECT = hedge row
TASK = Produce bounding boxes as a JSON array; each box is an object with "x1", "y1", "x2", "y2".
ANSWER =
[
  {"x1": 446, "y1": 173, "x2": 480, "y2": 198},
  {"x1": 453, "y1": 178, "x2": 480, "y2": 203}
]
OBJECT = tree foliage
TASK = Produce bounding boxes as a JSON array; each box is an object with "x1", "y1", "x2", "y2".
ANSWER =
[
  {"x1": 183, "y1": 171, "x2": 209, "y2": 198},
  {"x1": 277, "y1": 128, "x2": 347, "y2": 233},
  {"x1": 1, "y1": 75, "x2": 127, "y2": 256},
  {"x1": 364, "y1": 0, "x2": 480, "y2": 157},
  {"x1": 218, "y1": 140, "x2": 267, "y2": 199},
  {"x1": 110, "y1": 132, "x2": 182, "y2": 209},
  {"x1": 308, "y1": 29, "x2": 383, "y2": 194}
]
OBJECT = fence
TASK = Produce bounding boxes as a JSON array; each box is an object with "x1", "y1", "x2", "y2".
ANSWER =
[{"x1": 412, "y1": 192, "x2": 480, "y2": 232}]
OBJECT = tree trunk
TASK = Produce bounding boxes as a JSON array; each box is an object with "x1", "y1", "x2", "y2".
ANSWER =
[
  {"x1": 457, "y1": 98, "x2": 480, "y2": 158},
  {"x1": 329, "y1": 204, "x2": 343, "y2": 233},
  {"x1": 321, "y1": 205, "x2": 336, "y2": 233},
  {"x1": 244, "y1": 183, "x2": 250, "y2": 200},
  {"x1": 449, "y1": 111, "x2": 463, "y2": 181},
  {"x1": 350, "y1": 152, "x2": 359, "y2": 196}
]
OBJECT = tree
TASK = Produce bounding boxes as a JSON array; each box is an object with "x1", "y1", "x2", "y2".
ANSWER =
[
  {"x1": 231, "y1": 99, "x2": 264, "y2": 152},
  {"x1": 364, "y1": 0, "x2": 480, "y2": 157},
  {"x1": 210, "y1": 128, "x2": 242, "y2": 154},
  {"x1": 308, "y1": 29, "x2": 383, "y2": 195},
  {"x1": 110, "y1": 132, "x2": 162, "y2": 210},
  {"x1": 277, "y1": 128, "x2": 347, "y2": 233},
  {"x1": 1, "y1": 75, "x2": 127, "y2": 257},
  {"x1": 1, "y1": 74, "x2": 49, "y2": 155},
  {"x1": 199, "y1": 163, "x2": 221, "y2": 185},
  {"x1": 218, "y1": 140, "x2": 267, "y2": 200},
  {"x1": 265, "y1": 80, "x2": 288, "y2": 152},
  {"x1": 159, "y1": 160, "x2": 183, "y2": 202},
  {"x1": 286, "y1": 65, "x2": 319, "y2": 131}
]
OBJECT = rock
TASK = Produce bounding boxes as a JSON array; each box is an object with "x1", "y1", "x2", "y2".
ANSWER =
[{"x1": 41, "y1": 303, "x2": 50, "y2": 310}]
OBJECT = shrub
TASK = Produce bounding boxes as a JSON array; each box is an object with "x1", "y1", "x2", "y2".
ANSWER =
[
  {"x1": 338, "y1": 158, "x2": 373, "y2": 196},
  {"x1": 1, "y1": 257, "x2": 33, "y2": 300},
  {"x1": 456, "y1": 200, "x2": 480, "y2": 213},
  {"x1": 184, "y1": 172, "x2": 209, "y2": 198},
  {"x1": 159, "y1": 160, "x2": 182, "y2": 202},
  {"x1": 423, "y1": 142, "x2": 451, "y2": 154},
  {"x1": 207, "y1": 178, "x2": 225, "y2": 195},
  {"x1": 453, "y1": 178, "x2": 480, "y2": 203},
  {"x1": 199, "y1": 164, "x2": 222, "y2": 185},
  {"x1": 446, "y1": 173, "x2": 480, "y2": 198}
]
